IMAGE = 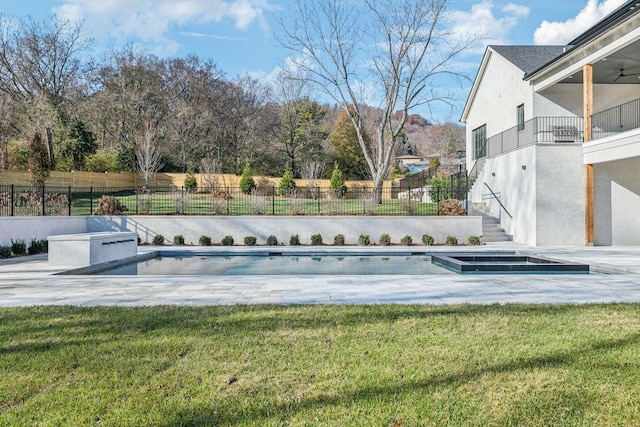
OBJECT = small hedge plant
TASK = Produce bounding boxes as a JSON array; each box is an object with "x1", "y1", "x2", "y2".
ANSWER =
[
  {"x1": 400, "y1": 235, "x2": 413, "y2": 246},
  {"x1": 445, "y1": 235, "x2": 458, "y2": 246},
  {"x1": 152, "y1": 234, "x2": 165, "y2": 246},
  {"x1": 28, "y1": 239, "x2": 48, "y2": 255},
  {"x1": 310, "y1": 234, "x2": 323, "y2": 245},
  {"x1": 221, "y1": 235, "x2": 234, "y2": 246},
  {"x1": 173, "y1": 235, "x2": 185, "y2": 245},
  {"x1": 334, "y1": 234, "x2": 345, "y2": 246},
  {"x1": 290, "y1": 234, "x2": 300, "y2": 246},
  {"x1": 358, "y1": 234, "x2": 370, "y2": 246},
  {"x1": 199, "y1": 235, "x2": 212, "y2": 246},
  {"x1": 0, "y1": 246, "x2": 12, "y2": 258},
  {"x1": 267, "y1": 235, "x2": 278, "y2": 245},
  {"x1": 244, "y1": 236, "x2": 257, "y2": 246},
  {"x1": 379, "y1": 233, "x2": 391, "y2": 246},
  {"x1": 11, "y1": 239, "x2": 26, "y2": 256},
  {"x1": 468, "y1": 235, "x2": 482, "y2": 246},
  {"x1": 422, "y1": 234, "x2": 435, "y2": 246}
]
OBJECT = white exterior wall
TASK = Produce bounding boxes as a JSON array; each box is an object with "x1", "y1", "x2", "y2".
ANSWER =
[
  {"x1": 592, "y1": 158, "x2": 640, "y2": 245},
  {"x1": 465, "y1": 51, "x2": 532, "y2": 169},
  {"x1": 535, "y1": 144, "x2": 585, "y2": 245},
  {"x1": 469, "y1": 143, "x2": 585, "y2": 246},
  {"x1": 469, "y1": 145, "x2": 538, "y2": 245}
]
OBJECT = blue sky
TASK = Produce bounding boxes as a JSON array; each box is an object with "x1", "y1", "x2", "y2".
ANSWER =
[{"x1": 1, "y1": 0, "x2": 627, "y2": 122}]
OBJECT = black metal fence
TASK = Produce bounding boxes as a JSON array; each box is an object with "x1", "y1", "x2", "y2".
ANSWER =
[{"x1": 0, "y1": 182, "x2": 469, "y2": 216}]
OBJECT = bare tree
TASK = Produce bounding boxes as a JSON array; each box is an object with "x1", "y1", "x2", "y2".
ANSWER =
[
  {"x1": 0, "y1": 14, "x2": 92, "y2": 168},
  {"x1": 135, "y1": 121, "x2": 163, "y2": 187},
  {"x1": 300, "y1": 161, "x2": 326, "y2": 199},
  {"x1": 200, "y1": 156, "x2": 221, "y2": 190},
  {"x1": 280, "y1": 0, "x2": 474, "y2": 202}
]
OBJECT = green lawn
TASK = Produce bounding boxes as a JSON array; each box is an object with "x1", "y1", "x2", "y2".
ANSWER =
[
  {"x1": 70, "y1": 191, "x2": 438, "y2": 216},
  {"x1": 1, "y1": 304, "x2": 639, "y2": 426}
]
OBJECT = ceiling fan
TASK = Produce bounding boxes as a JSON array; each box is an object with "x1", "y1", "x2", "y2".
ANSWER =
[{"x1": 614, "y1": 68, "x2": 640, "y2": 81}]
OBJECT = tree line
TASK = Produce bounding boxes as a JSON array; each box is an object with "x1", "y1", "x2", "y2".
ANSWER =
[{"x1": 0, "y1": 4, "x2": 466, "y2": 188}]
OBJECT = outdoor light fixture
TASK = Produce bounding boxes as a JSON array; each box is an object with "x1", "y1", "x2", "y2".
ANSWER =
[
  {"x1": 491, "y1": 172, "x2": 495, "y2": 177},
  {"x1": 522, "y1": 165, "x2": 527, "y2": 170}
]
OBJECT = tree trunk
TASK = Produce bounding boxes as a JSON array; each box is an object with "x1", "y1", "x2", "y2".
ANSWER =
[
  {"x1": 46, "y1": 127, "x2": 56, "y2": 169},
  {"x1": 373, "y1": 173, "x2": 385, "y2": 204}
]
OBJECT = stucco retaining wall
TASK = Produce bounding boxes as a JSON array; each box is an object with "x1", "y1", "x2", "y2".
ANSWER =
[
  {"x1": 86, "y1": 216, "x2": 482, "y2": 246},
  {"x1": 0, "y1": 216, "x2": 88, "y2": 246},
  {"x1": 1, "y1": 215, "x2": 482, "y2": 247}
]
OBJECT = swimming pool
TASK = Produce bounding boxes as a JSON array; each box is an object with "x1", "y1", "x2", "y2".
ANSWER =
[{"x1": 93, "y1": 254, "x2": 456, "y2": 276}]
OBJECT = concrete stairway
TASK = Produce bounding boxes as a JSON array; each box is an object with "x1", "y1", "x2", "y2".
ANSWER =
[{"x1": 470, "y1": 203, "x2": 513, "y2": 243}]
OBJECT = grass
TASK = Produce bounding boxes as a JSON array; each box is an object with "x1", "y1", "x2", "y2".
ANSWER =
[
  {"x1": 1, "y1": 304, "x2": 639, "y2": 426},
  {"x1": 69, "y1": 191, "x2": 438, "y2": 216}
]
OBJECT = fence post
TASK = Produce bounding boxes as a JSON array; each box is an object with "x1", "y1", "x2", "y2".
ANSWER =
[
  {"x1": 41, "y1": 185, "x2": 46, "y2": 216},
  {"x1": 68, "y1": 186, "x2": 72, "y2": 216},
  {"x1": 10, "y1": 185, "x2": 14, "y2": 216},
  {"x1": 90, "y1": 186, "x2": 93, "y2": 215},
  {"x1": 272, "y1": 186, "x2": 275, "y2": 215}
]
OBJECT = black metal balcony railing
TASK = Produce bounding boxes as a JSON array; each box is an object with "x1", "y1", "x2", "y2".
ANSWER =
[
  {"x1": 486, "y1": 116, "x2": 584, "y2": 158},
  {"x1": 591, "y1": 98, "x2": 640, "y2": 138}
]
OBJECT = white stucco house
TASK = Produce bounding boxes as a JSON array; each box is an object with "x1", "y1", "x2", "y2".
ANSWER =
[{"x1": 462, "y1": 0, "x2": 640, "y2": 246}]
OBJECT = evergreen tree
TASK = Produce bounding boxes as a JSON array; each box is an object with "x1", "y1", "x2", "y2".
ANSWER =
[
  {"x1": 328, "y1": 109, "x2": 370, "y2": 180},
  {"x1": 239, "y1": 162, "x2": 256, "y2": 194},
  {"x1": 278, "y1": 168, "x2": 296, "y2": 196},
  {"x1": 330, "y1": 162, "x2": 347, "y2": 198},
  {"x1": 28, "y1": 131, "x2": 51, "y2": 186}
]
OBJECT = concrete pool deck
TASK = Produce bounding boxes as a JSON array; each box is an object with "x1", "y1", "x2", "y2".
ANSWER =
[{"x1": 1, "y1": 243, "x2": 640, "y2": 306}]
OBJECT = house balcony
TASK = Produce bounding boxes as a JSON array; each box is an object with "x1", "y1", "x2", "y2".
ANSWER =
[{"x1": 476, "y1": 97, "x2": 640, "y2": 160}]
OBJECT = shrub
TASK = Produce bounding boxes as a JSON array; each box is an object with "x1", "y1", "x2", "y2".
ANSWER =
[
  {"x1": 289, "y1": 234, "x2": 300, "y2": 246},
  {"x1": 221, "y1": 235, "x2": 234, "y2": 246},
  {"x1": 28, "y1": 239, "x2": 48, "y2": 255},
  {"x1": 183, "y1": 170, "x2": 198, "y2": 193},
  {"x1": 379, "y1": 233, "x2": 392, "y2": 246},
  {"x1": 468, "y1": 235, "x2": 482, "y2": 246},
  {"x1": 278, "y1": 169, "x2": 296, "y2": 196},
  {"x1": 0, "y1": 246, "x2": 12, "y2": 258},
  {"x1": 446, "y1": 235, "x2": 458, "y2": 246},
  {"x1": 358, "y1": 234, "x2": 370, "y2": 246},
  {"x1": 244, "y1": 236, "x2": 257, "y2": 246},
  {"x1": 10, "y1": 239, "x2": 26, "y2": 256},
  {"x1": 199, "y1": 235, "x2": 212, "y2": 246},
  {"x1": 173, "y1": 235, "x2": 185, "y2": 245},
  {"x1": 330, "y1": 162, "x2": 347, "y2": 198},
  {"x1": 401, "y1": 235, "x2": 413, "y2": 246},
  {"x1": 334, "y1": 234, "x2": 345, "y2": 246},
  {"x1": 152, "y1": 234, "x2": 165, "y2": 246},
  {"x1": 426, "y1": 177, "x2": 451, "y2": 205},
  {"x1": 239, "y1": 162, "x2": 256, "y2": 194},
  {"x1": 266, "y1": 235, "x2": 278, "y2": 246},
  {"x1": 422, "y1": 234, "x2": 435, "y2": 246},
  {"x1": 95, "y1": 195, "x2": 128, "y2": 215},
  {"x1": 310, "y1": 234, "x2": 323, "y2": 246}
]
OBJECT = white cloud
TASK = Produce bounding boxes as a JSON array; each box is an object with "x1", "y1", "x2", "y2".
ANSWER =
[
  {"x1": 533, "y1": 0, "x2": 626, "y2": 45},
  {"x1": 53, "y1": 0, "x2": 272, "y2": 54},
  {"x1": 450, "y1": 1, "x2": 530, "y2": 54}
]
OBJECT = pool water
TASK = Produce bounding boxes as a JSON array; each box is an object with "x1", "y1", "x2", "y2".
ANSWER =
[{"x1": 96, "y1": 255, "x2": 455, "y2": 276}]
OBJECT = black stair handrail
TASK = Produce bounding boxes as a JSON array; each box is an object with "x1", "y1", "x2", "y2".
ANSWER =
[{"x1": 483, "y1": 182, "x2": 513, "y2": 219}]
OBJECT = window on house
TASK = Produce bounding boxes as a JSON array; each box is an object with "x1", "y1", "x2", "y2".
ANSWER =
[
  {"x1": 517, "y1": 104, "x2": 525, "y2": 131},
  {"x1": 472, "y1": 125, "x2": 486, "y2": 160}
]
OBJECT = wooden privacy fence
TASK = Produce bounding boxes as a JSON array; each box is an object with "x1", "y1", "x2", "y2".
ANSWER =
[{"x1": 0, "y1": 171, "x2": 390, "y2": 190}]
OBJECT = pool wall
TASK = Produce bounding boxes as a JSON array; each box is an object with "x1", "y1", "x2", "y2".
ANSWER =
[{"x1": 0, "y1": 215, "x2": 482, "y2": 246}]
